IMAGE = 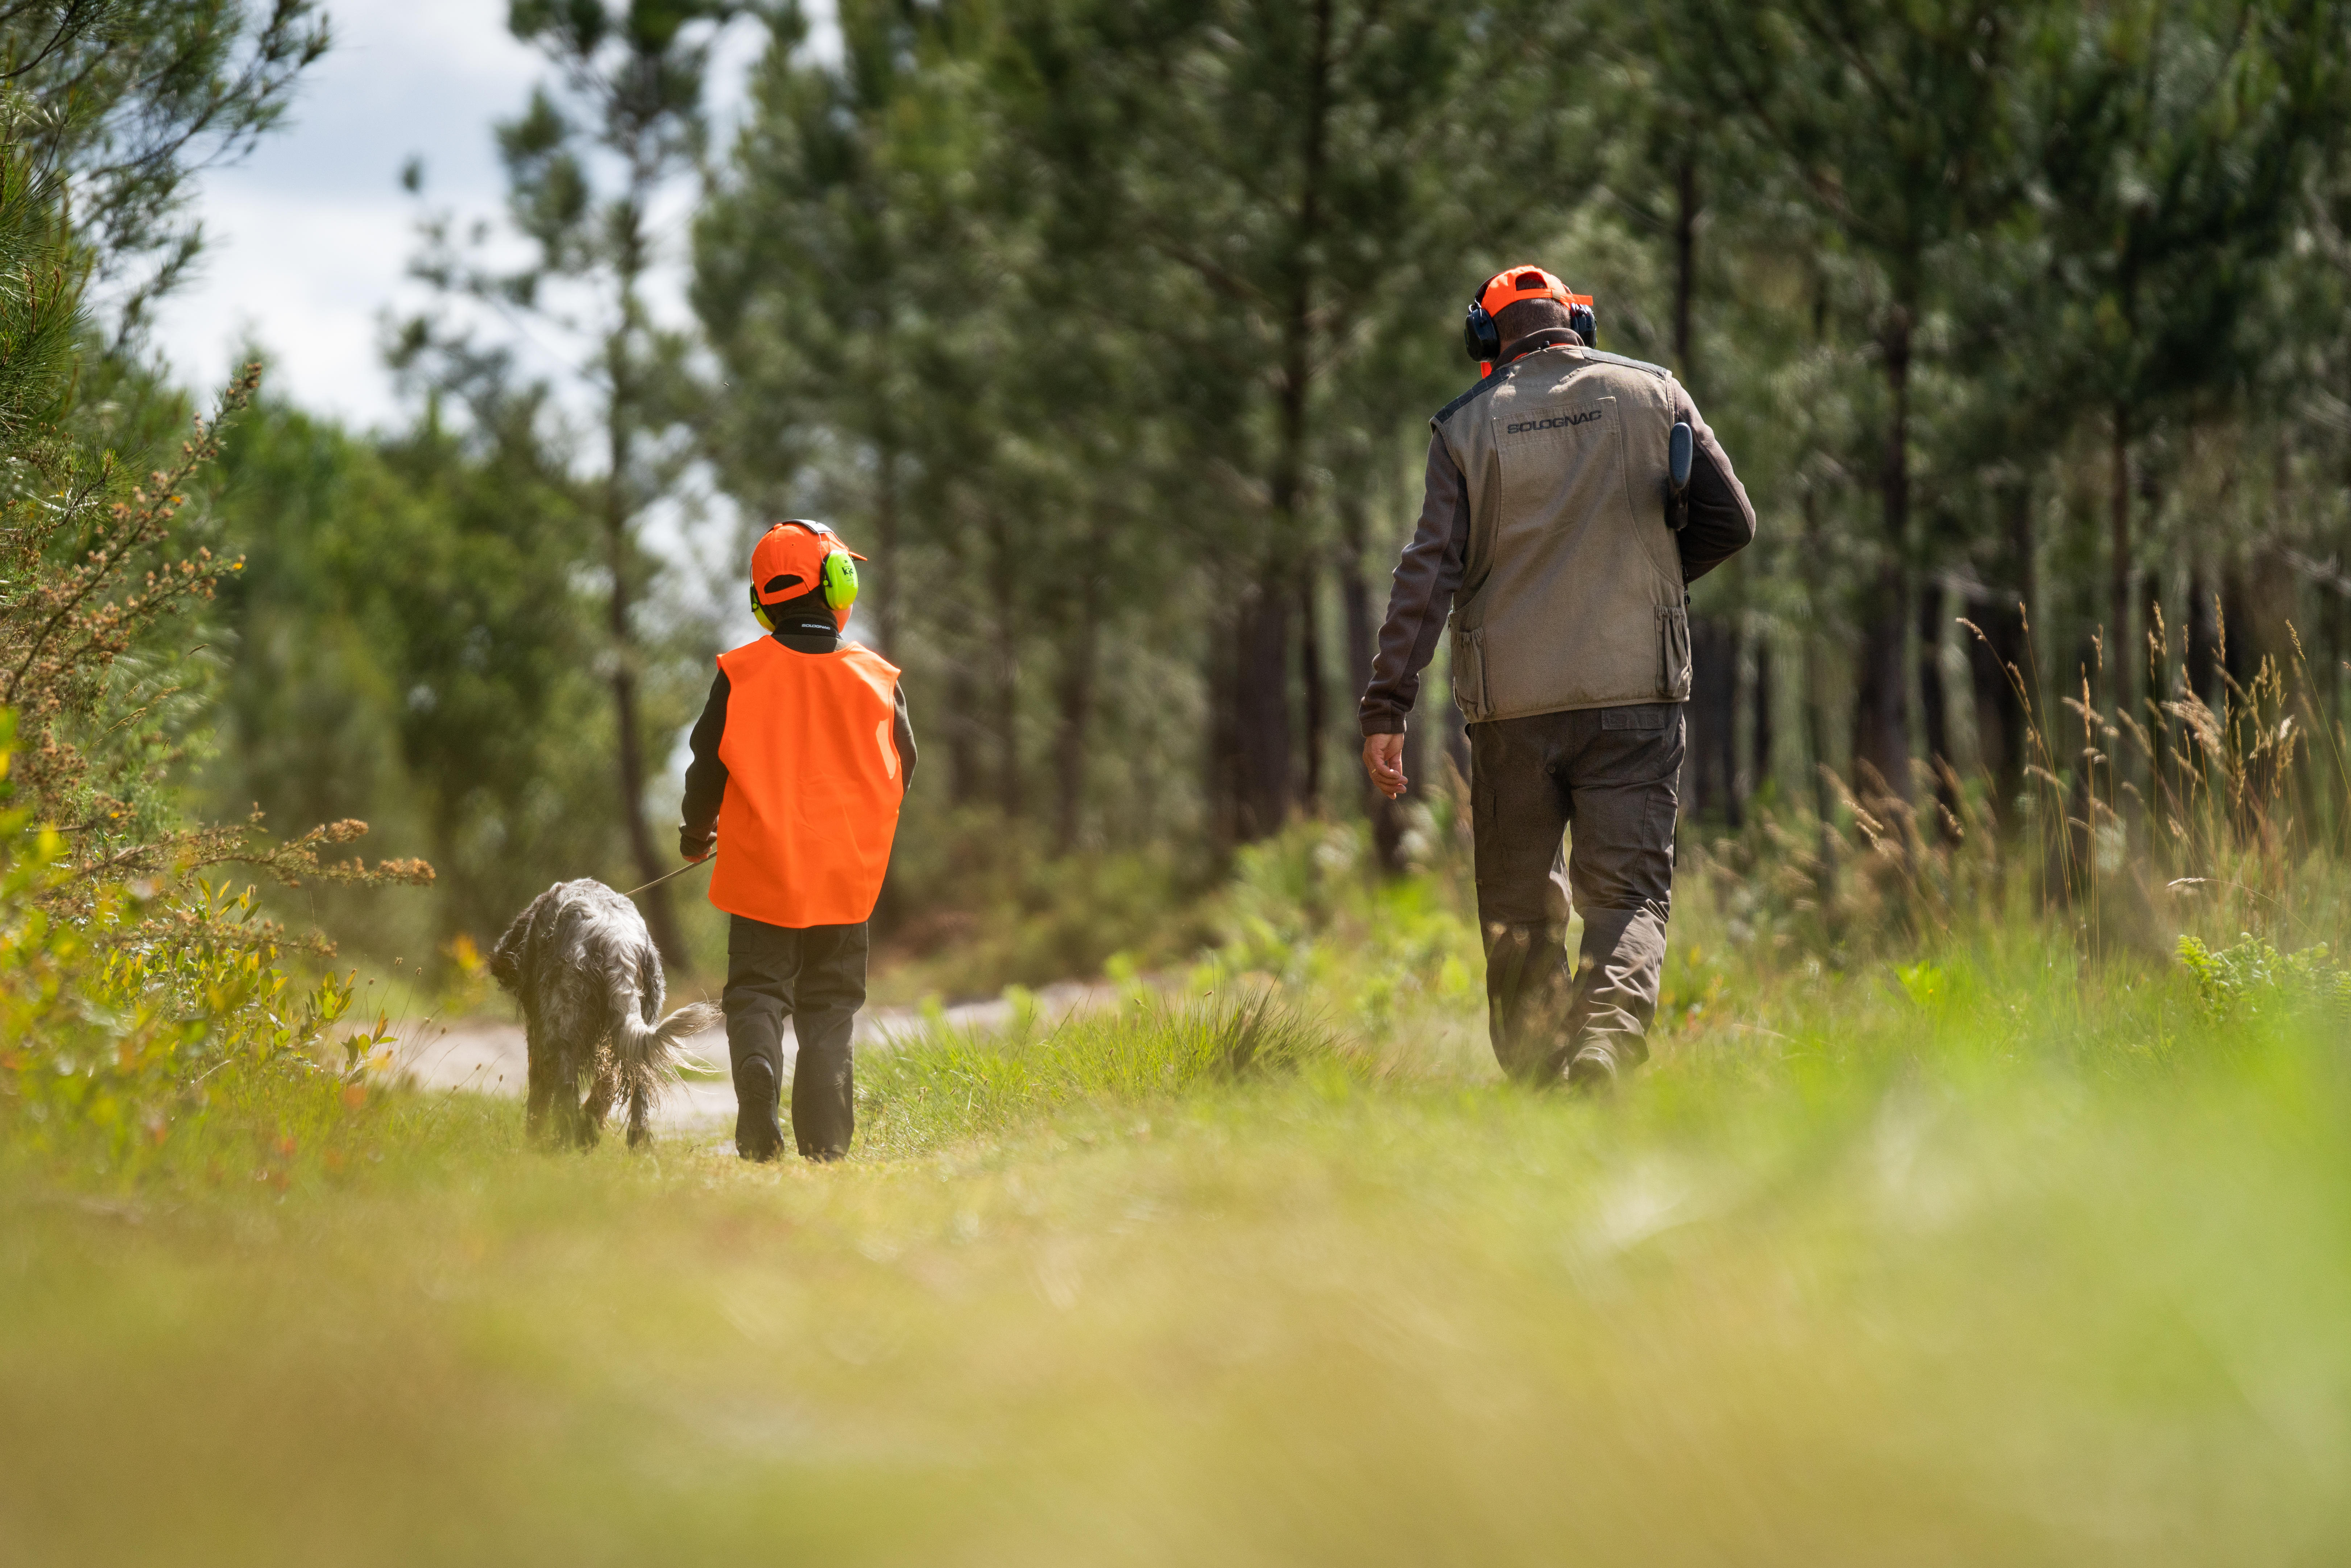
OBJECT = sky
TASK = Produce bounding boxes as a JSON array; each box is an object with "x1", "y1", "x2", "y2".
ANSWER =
[{"x1": 148, "y1": 0, "x2": 821, "y2": 435}]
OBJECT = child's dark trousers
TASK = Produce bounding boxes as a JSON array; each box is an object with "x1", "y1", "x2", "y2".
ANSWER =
[{"x1": 723, "y1": 914, "x2": 869, "y2": 1160}]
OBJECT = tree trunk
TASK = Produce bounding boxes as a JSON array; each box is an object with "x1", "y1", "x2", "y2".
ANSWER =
[
  {"x1": 1852, "y1": 568, "x2": 1909, "y2": 803},
  {"x1": 2242, "y1": 534, "x2": 2302, "y2": 839},
  {"x1": 1853, "y1": 303, "x2": 1913, "y2": 803},
  {"x1": 2181, "y1": 555, "x2": 2227, "y2": 840},
  {"x1": 1670, "y1": 153, "x2": 1737, "y2": 827},
  {"x1": 1802, "y1": 486, "x2": 1837, "y2": 897},
  {"x1": 1685, "y1": 614, "x2": 1738, "y2": 823},
  {"x1": 1673, "y1": 157, "x2": 1697, "y2": 384},
  {"x1": 1964, "y1": 587, "x2": 2026, "y2": 831},
  {"x1": 2328, "y1": 561, "x2": 2349, "y2": 780},
  {"x1": 2066, "y1": 630, "x2": 2104, "y2": 868},
  {"x1": 2222, "y1": 562, "x2": 2256, "y2": 695},
  {"x1": 604, "y1": 374, "x2": 686, "y2": 966},
  {"x1": 1226, "y1": 0, "x2": 1333, "y2": 845},
  {"x1": 2185, "y1": 555, "x2": 2219, "y2": 709},
  {"x1": 2109, "y1": 404, "x2": 2133, "y2": 729},
  {"x1": 1749, "y1": 632, "x2": 1773, "y2": 803},
  {"x1": 2142, "y1": 495, "x2": 2170, "y2": 829},
  {"x1": 2012, "y1": 472, "x2": 2040, "y2": 638},
  {"x1": 1803, "y1": 626, "x2": 1838, "y2": 896},
  {"x1": 605, "y1": 631, "x2": 683, "y2": 959},
  {"x1": 1234, "y1": 580, "x2": 1292, "y2": 839},
  {"x1": 2142, "y1": 510, "x2": 2168, "y2": 717},
  {"x1": 948, "y1": 656, "x2": 982, "y2": 808},
  {"x1": 988, "y1": 511, "x2": 1021, "y2": 819},
  {"x1": 1053, "y1": 517, "x2": 1101, "y2": 856},
  {"x1": 1917, "y1": 579, "x2": 1958, "y2": 840},
  {"x1": 1971, "y1": 480, "x2": 2036, "y2": 834},
  {"x1": 1207, "y1": 606, "x2": 1243, "y2": 855},
  {"x1": 1299, "y1": 556, "x2": 1325, "y2": 816},
  {"x1": 874, "y1": 439, "x2": 900, "y2": 660},
  {"x1": 1340, "y1": 492, "x2": 1409, "y2": 872}
]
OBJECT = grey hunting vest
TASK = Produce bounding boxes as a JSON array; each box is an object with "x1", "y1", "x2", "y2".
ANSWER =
[{"x1": 1434, "y1": 344, "x2": 1689, "y2": 722}]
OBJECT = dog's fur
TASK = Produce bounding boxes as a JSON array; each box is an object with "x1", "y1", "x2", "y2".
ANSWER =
[{"x1": 491, "y1": 879, "x2": 721, "y2": 1148}]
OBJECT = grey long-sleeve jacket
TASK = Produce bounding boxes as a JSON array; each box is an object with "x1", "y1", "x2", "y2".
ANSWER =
[{"x1": 1359, "y1": 329, "x2": 1755, "y2": 735}]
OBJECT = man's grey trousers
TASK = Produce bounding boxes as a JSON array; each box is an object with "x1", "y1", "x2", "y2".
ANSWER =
[
  {"x1": 724, "y1": 914, "x2": 868, "y2": 1160},
  {"x1": 1469, "y1": 701, "x2": 1683, "y2": 1082}
]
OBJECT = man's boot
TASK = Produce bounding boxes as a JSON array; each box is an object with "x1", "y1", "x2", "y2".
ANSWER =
[
  {"x1": 1566, "y1": 1044, "x2": 1619, "y2": 1095},
  {"x1": 734, "y1": 1056, "x2": 785, "y2": 1161}
]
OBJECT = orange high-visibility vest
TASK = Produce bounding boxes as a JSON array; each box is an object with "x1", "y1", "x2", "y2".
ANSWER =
[{"x1": 710, "y1": 636, "x2": 903, "y2": 929}]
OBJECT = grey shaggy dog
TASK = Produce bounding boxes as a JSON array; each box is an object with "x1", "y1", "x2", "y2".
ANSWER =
[{"x1": 491, "y1": 879, "x2": 721, "y2": 1148}]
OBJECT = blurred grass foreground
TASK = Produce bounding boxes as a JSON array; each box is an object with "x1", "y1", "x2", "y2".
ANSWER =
[
  {"x1": 9, "y1": 829, "x2": 2351, "y2": 1565},
  {"x1": 14, "y1": 0, "x2": 2351, "y2": 1557}
]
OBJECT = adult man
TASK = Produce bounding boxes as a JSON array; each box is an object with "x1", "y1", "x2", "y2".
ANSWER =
[
  {"x1": 680, "y1": 520, "x2": 916, "y2": 1161},
  {"x1": 1360, "y1": 265, "x2": 1755, "y2": 1089}
]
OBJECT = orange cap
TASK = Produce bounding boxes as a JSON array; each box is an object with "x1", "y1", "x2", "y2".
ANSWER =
[
  {"x1": 1477, "y1": 265, "x2": 1592, "y2": 319},
  {"x1": 750, "y1": 520, "x2": 863, "y2": 606}
]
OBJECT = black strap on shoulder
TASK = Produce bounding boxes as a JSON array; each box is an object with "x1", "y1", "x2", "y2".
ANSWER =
[
  {"x1": 1579, "y1": 348, "x2": 1675, "y2": 379},
  {"x1": 1432, "y1": 364, "x2": 1509, "y2": 427}
]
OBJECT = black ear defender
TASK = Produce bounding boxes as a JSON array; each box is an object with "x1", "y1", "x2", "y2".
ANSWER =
[
  {"x1": 1569, "y1": 300, "x2": 1598, "y2": 350},
  {"x1": 1462, "y1": 298, "x2": 1501, "y2": 365}
]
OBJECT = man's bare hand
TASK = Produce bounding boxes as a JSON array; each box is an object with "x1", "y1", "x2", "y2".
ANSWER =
[{"x1": 1362, "y1": 731, "x2": 1407, "y2": 800}]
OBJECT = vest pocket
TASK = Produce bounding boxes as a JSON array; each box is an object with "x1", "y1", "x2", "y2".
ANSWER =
[
  {"x1": 1657, "y1": 606, "x2": 1692, "y2": 700},
  {"x1": 1453, "y1": 626, "x2": 1490, "y2": 720}
]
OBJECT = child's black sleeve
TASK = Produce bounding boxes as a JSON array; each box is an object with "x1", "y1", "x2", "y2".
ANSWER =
[
  {"x1": 679, "y1": 669, "x2": 730, "y2": 854},
  {"x1": 892, "y1": 683, "x2": 917, "y2": 795}
]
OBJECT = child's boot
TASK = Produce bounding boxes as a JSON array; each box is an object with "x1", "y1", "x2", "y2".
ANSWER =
[{"x1": 733, "y1": 1055, "x2": 784, "y2": 1161}]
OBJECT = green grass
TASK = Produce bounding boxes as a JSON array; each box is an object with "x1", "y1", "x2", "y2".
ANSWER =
[
  {"x1": 7, "y1": 890, "x2": 2351, "y2": 1564},
  {"x1": 856, "y1": 990, "x2": 1344, "y2": 1155}
]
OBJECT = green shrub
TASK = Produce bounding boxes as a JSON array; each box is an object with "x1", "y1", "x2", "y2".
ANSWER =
[
  {"x1": 2174, "y1": 933, "x2": 2351, "y2": 1024},
  {"x1": 0, "y1": 711, "x2": 395, "y2": 1177}
]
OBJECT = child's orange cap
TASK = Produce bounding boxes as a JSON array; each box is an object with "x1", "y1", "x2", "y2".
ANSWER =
[{"x1": 751, "y1": 519, "x2": 863, "y2": 605}]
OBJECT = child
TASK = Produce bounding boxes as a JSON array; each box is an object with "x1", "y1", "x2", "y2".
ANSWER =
[{"x1": 680, "y1": 520, "x2": 915, "y2": 1161}]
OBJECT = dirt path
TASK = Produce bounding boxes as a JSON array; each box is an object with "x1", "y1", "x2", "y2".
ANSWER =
[{"x1": 386, "y1": 980, "x2": 1112, "y2": 1134}]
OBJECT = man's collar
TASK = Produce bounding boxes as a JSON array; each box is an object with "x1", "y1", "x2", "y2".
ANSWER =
[{"x1": 1500, "y1": 327, "x2": 1585, "y2": 366}]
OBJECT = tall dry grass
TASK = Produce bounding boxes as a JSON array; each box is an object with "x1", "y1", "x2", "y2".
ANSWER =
[{"x1": 1692, "y1": 606, "x2": 2351, "y2": 980}]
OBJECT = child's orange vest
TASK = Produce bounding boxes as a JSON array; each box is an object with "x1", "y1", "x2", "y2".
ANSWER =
[{"x1": 709, "y1": 637, "x2": 903, "y2": 928}]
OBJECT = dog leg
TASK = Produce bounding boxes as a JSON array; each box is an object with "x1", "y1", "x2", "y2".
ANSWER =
[
  {"x1": 524, "y1": 1027, "x2": 559, "y2": 1145},
  {"x1": 550, "y1": 1044, "x2": 585, "y2": 1149},
  {"x1": 581, "y1": 1044, "x2": 620, "y2": 1150},
  {"x1": 626, "y1": 1082, "x2": 651, "y2": 1149}
]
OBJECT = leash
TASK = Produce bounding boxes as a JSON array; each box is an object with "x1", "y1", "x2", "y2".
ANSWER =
[{"x1": 622, "y1": 854, "x2": 714, "y2": 900}]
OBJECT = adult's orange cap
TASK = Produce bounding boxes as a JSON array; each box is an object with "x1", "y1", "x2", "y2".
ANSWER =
[
  {"x1": 750, "y1": 519, "x2": 864, "y2": 606},
  {"x1": 1477, "y1": 264, "x2": 1593, "y2": 318}
]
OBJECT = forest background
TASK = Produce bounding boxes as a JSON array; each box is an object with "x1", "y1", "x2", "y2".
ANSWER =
[
  {"x1": 13, "y1": 6, "x2": 2351, "y2": 1553},
  {"x1": 36, "y1": 0, "x2": 2351, "y2": 992}
]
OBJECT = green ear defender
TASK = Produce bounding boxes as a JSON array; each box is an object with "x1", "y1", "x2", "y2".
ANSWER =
[
  {"x1": 820, "y1": 549, "x2": 859, "y2": 611},
  {"x1": 748, "y1": 550, "x2": 854, "y2": 626}
]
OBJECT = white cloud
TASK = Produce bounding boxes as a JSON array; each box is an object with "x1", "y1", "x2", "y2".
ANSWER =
[
  {"x1": 149, "y1": 0, "x2": 537, "y2": 427},
  {"x1": 148, "y1": 0, "x2": 814, "y2": 434}
]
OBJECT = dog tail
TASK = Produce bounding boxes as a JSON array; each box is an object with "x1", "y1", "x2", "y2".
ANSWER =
[{"x1": 611, "y1": 976, "x2": 723, "y2": 1107}]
